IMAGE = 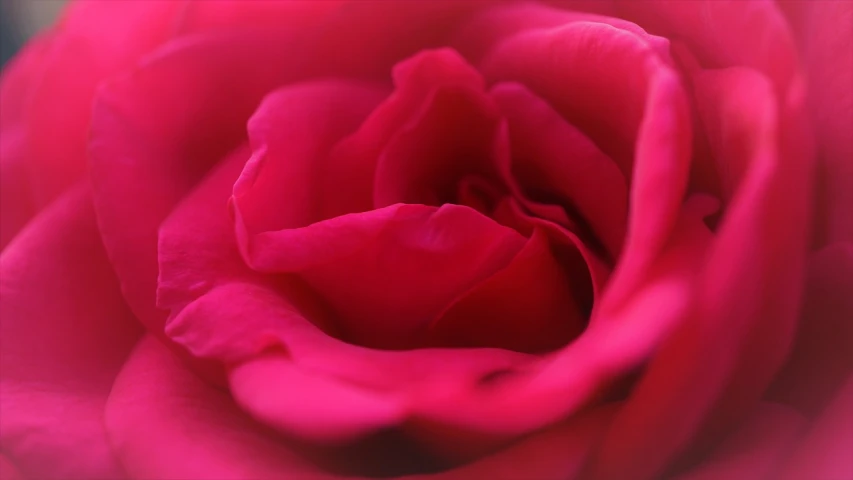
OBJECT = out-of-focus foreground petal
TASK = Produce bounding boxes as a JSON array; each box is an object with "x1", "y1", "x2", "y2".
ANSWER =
[{"x1": 0, "y1": 186, "x2": 142, "y2": 479}]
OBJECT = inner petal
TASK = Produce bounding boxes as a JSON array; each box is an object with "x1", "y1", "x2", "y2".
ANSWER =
[
  {"x1": 492, "y1": 82, "x2": 629, "y2": 260},
  {"x1": 427, "y1": 228, "x2": 587, "y2": 353},
  {"x1": 373, "y1": 82, "x2": 506, "y2": 209}
]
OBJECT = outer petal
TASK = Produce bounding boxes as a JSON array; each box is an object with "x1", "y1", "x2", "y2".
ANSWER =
[
  {"x1": 616, "y1": 0, "x2": 798, "y2": 91},
  {"x1": 0, "y1": 454, "x2": 24, "y2": 480},
  {"x1": 0, "y1": 35, "x2": 51, "y2": 250},
  {"x1": 0, "y1": 186, "x2": 142, "y2": 479},
  {"x1": 797, "y1": 1, "x2": 853, "y2": 245},
  {"x1": 594, "y1": 68, "x2": 813, "y2": 479},
  {"x1": 89, "y1": 32, "x2": 316, "y2": 352},
  {"x1": 105, "y1": 336, "x2": 325, "y2": 480},
  {"x1": 673, "y1": 404, "x2": 805, "y2": 480},
  {"x1": 0, "y1": 1, "x2": 181, "y2": 248},
  {"x1": 228, "y1": 353, "x2": 406, "y2": 444},
  {"x1": 769, "y1": 243, "x2": 853, "y2": 414},
  {"x1": 451, "y1": 2, "x2": 663, "y2": 64},
  {"x1": 779, "y1": 375, "x2": 853, "y2": 480},
  {"x1": 406, "y1": 405, "x2": 619, "y2": 480},
  {"x1": 177, "y1": 0, "x2": 344, "y2": 33}
]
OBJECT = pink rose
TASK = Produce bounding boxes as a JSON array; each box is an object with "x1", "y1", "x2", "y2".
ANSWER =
[{"x1": 1, "y1": 1, "x2": 850, "y2": 479}]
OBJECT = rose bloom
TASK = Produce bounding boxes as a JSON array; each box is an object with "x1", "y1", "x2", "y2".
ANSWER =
[{"x1": 0, "y1": 1, "x2": 850, "y2": 479}]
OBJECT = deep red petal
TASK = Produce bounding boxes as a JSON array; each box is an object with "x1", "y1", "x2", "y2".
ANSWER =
[
  {"x1": 491, "y1": 82, "x2": 628, "y2": 258},
  {"x1": 769, "y1": 243, "x2": 853, "y2": 414},
  {"x1": 673, "y1": 404, "x2": 805, "y2": 480},
  {"x1": 779, "y1": 375, "x2": 853, "y2": 479},
  {"x1": 428, "y1": 228, "x2": 586, "y2": 353}
]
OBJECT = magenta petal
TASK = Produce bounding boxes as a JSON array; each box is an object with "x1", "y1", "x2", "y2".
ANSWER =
[
  {"x1": 798, "y1": 2, "x2": 853, "y2": 245},
  {"x1": 779, "y1": 375, "x2": 853, "y2": 480},
  {"x1": 241, "y1": 203, "x2": 524, "y2": 350},
  {"x1": 595, "y1": 68, "x2": 813, "y2": 480},
  {"x1": 167, "y1": 280, "x2": 529, "y2": 445},
  {"x1": 482, "y1": 20, "x2": 692, "y2": 316},
  {"x1": 674, "y1": 404, "x2": 805, "y2": 480},
  {"x1": 89, "y1": 32, "x2": 308, "y2": 337},
  {"x1": 234, "y1": 81, "x2": 387, "y2": 235},
  {"x1": 616, "y1": 0, "x2": 798, "y2": 91},
  {"x1": 692, "y1": 68, "x2": 776, "y2": 203},
  {"x1": 0, "y1": 2, "x2": 181, "y2": 245},
  {"x1": 0, "y1": 35, "x2": 52, "y2": 250},
  {"x1": 0, "y1": 186, "x2": 142, "y2": 479},
  {"x1": 229, "y1": 353, "x2": 405, "y2": 443},
  {"x1": 481, "y1": 20, "x2": 675, "y2": 171},
  {"x1": 177, "y1": 1, "x2": 343, "y2": 33},
  {"x1": 408, "y1": 198, "x2": 713, "y2": 436},
  {"x1": 105, "y1": 336, "x2": 323, "y2": 479},
  {"x1": 769, "y1": 243, "x2": 853, "y2": 414},
  {"x1": 0, "y1": 454, "x2": 24, "y2": 480},
  {"x1": 452, "y1": 2, "x2": 666, "y2": 64},
  {"x1": 167, "y1": 281, "x2": 530, "y2": 391},
  {"x1": 414, "y1": 405, "x2": 619, "y2": 480},
  {"x1": 156, "y1": 143, "x2": 265, "y2": 318}
]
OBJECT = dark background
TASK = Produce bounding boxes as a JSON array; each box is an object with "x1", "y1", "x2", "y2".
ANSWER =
[{"x1": 1, "y1": 0, "x2": 64, "y2": 67}]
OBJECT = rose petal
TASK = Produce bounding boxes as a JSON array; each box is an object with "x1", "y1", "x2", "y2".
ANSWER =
[
  {"x1": 408, "y1": 196, "x2": 714, "y2": 437},
  {"x1": 89, "y1": 32, "x2": 310, "y2": 347},
  {"x1": 156, "y1": 145, "x2": 255, "y2": 313},
  {"x1": 229, "y1": 353, "x2": 406, "y2": 444},
  {"x1": 373, "y1": 83, "x2": 503, "y2": 209},
  {"x1": 452, "y1": 2, "x2": 666, "y2": 63},
  {"x1": 0, "y1": 34, "x2": 52, "y2": 250},
  {"x1": 428, "y1": 228, "x2": 586, "y2": 353},
  {"x1": 779, "y1": 375, "x2": 853, "y2": 480},
  {"x1": 241, "y1": 202, "x2": 525, "y2": 349},
  {"x1": 673, "y1": 403, "x2": 805, "y2": 480},
  {"x1": 482, "y1": 21, "x2": 692, "y2": 315},
  {"x1": 0, "y1": 2, "x2": 181, "y2": 247},
  {"x1": 233, "y1": 81, "x2": 387, "y2": 236},
  {"x1": 411, "y1": 404, "x2": 619, "y2": 480},
  {"x1": 105, "y1": 336, "x2": 324, "y2": 479},
  {"x1": 161, "y1": 150, "x2": 533, "y2": 442},
  {"x1": 162, "y1": 148, "x2": 531, "y2": 388},
  {"x1": 334, "y1": 48, "x2": 489, "y2": 217},
  {"x1": 167, "y1": 280, "x2": 533, "y2": 448},
  {"x1": 768, "y1": 243, "x2": 853, "y2": 414},
  {"x1": 491, "y1": 82, "x2": 629, "y2": 258},
  {"x1": 178, "y1": 0, "x2": 344, "y2": 33},
  {"x1": 594, "y1": 69, "x2": 813, "y2": 480},
  {"x1": 167, "y1": 281, "x2": 531, "y2": 391},
  {"x1": 616, "y1": 0, "x2": 798, "y2": 91},
  {"x1": 799, "y1": 1, "x2": 853, "y2": 245},
  {"x1": 0, "y1": 185, "x2": 142, "y2": 479},
  {"x1": 0, "y1": 454, "x2": 24, "y2": 480},
  {"x1": 692, "y1": 68, "x2": 775, "y2": 203}
]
